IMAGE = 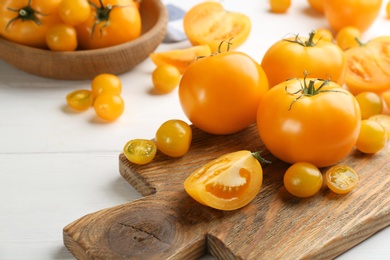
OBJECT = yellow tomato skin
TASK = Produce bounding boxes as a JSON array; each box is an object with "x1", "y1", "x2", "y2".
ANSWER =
[
  {"x1": 0, "y1": 0, "x2": 62, "y2": 48},
  {"x1": 261, "y1": 31, "x2": 347, "y2": 88},
  {"x1": 307, "y1": 0, "x2": 324, "y2": 13},
  {"x1": 46, "y1": 23, "x2": 78, "y2": 51},
  {"x1": 184, "y1": 150, "x2": 263, "y2": 211},
  {"x1": 344, "y1": 36, "x2": 390, "y2": 95},
  {"x1": 75, "y1": 0, "x2": 141, "y2": 49},
  {"x1": 183, "y1": 2, "x2": 251, "y2": 53},
  {"x1": 323, "y1": 0, "x2": 382, "y2": 33},
  {"x1": 257, "y1": 78, "x2": 361, "y2": 168},
  {"x1": 336, "y1": 26, "x2": 361, "y2": 51},
  {"x1": 269, "y1": 0, "x2": 291, "y2": 13},
  {"x1": 58, "y1": 0, "x2": 91, "y2": 26},
  {"x1": 355, "y1": 120, "x2": 387, "y2": 154},
  {"x1": 179, "y1": 51, "x2": 269, "y2": 135}
]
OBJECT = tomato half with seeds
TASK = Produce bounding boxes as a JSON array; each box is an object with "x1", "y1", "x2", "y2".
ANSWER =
[
  {"x1": 325, "y1": 165, "x2": 359, "y2": 194},
  {"x1": 183, "y1": 2, "x2": 251, "y2": 52},
  {"x1": 0, "y1": 0, "x2": 62, "y2": 48},
  {"x1": 261, "y1": 31, "x2": 347, "y2": 88},
  {"x1": 179, "y1": 43, "x2": 269, "y2": 135},
  {"x1": 323, "y1": 0, "x2": 382, "y2": 33},
  {"x1": 344, "y1": 36, "x2": 390, "y2": 95},
  {"x1": 257, "y1": 76, "x2": 361, "y2": 168},
  {"x1": 123, "y1": 139, "x2": 157, "y2": 165},
  {"x1": 184, "y1": 150, "x2": 264, "y2": 211},
  {"x1": 75, "y1": 0, "x2": 141, "y2": 49},
  {"x1": 66, "y1": 89, "x2": 94, "y2": 111}
]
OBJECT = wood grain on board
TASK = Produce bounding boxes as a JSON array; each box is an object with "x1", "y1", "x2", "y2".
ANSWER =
[{"x1": 63, "y1": 124, "x2": 390, "y2": 259}]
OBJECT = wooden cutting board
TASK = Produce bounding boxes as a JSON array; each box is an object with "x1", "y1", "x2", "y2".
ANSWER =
[{"x1": 63, "y1": 124, "x2": 390, "y2": 259}]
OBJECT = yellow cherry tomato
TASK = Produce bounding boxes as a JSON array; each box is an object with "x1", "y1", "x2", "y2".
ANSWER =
[
  {"x1": 152, "y1": 65, "x2": 181, "y2": 94},
  {"x1": 46, "y1": 23, "x2": 78, "y2": 51},
  {"x1": 269, "y1": 0, "x2": 291, "y2": 13},
  {"x1": 355, "y1": 120, "x2": 387, "y2": 154},
  {"x1": 58, "y1": 0, "x2": 91, "y2": 26},
  {"x1": 91, "y1": 73, "x2": 122, "y2": 98},
  {"x1": 336, "y1": 26, "x2": 361, "y2": 50},
  {"x1": 355, "y1": 92, "x2": 383, "y2": 119},
  {"x1": 368, "y1": 114, "x2": 390, "y2": 139},
  {"x1": 93, "y1": 93, "x2": 124, "y2": 121}
]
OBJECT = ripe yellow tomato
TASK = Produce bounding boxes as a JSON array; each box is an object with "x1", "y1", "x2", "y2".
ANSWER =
[
  {"x1": 307, "y1": 0, "x2": 324, "y2": 13},
  {"x1": 336, "y1": 26, "x2": 361, "y2": 51},
  {"x1": 344, "y1": 36, "x2": 390, "y2": 95},
  {"x1": 355, "y1": 92, "x2": 383, "y2": 120},
  {"x1": 179, "y1": 46, "x2": 269, "y2": 135},
  {"x1": 0, "y1": 0, "x2": 62, "y2": 48},
  {"x1": 184, "y1": 150, "x2": 264, "y2": 211},
  {"x1": 257, "y1": 76, "x2": 361, "y2": 168},
  {"x1": 323, "y1": 0, "x2": 382, "y2": 33},
  {"x1": 355, "y1": 120, "x2": 387, "y2": 154},
  {"x1": 152, "y1": 65, "x2": 181, "y2": 94},
  {"x1": 369, "y1": 114, "x2": 390, "y2": 139},
  {"x1": 313, "y1": 28, "x2": 334, "y2": 42},
  {"x1": 58, "y1": 0, "x2": 91, "y2": 26},
  {"x1": 325, "y1": 165, "x2": 359, "y2": 194},
  {"x1": 93, "y1": 93, "x2": 124, "y2": 121},
  {"x1": 75, "y1": 0, "x2": 141, "y2": 49},
  {"x1": 261, "y1": 31, "x2": 347, "y2": 88},
  {"x1": 183, "y1": 2, "x2": 251, "y2": 53},
  {"x1": 46, "y1": 23, "x2": 78, "y2": 51},
  {"x1": 155, "y1": 120, "x2": 192, "y2": 157},
  {"x1": 284, "y1": 162, "x2": 323, "y2": 198},
  {"x1": 91, "y1": 73, "x2": 122, "y2": 98},
  {"x1": 269, "y1": 0, "x2": 291, "y2": 13}
]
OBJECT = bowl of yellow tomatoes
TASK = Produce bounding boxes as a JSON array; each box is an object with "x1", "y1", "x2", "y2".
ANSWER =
[{"x1": 0, "y1": 0, "x2": 168, "y2": 80}]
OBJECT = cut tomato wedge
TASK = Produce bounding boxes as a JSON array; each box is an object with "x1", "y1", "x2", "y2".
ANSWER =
[
  {"x1": 149, "y1": 45, "x2": 212, "y2": 74},
  {"x1": 183, "y1": 2, "x2": 251, "y2": 52}
]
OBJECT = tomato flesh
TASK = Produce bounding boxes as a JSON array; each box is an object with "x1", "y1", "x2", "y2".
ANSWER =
[
  {"x1": 66, "y1": 89, "x2": 94, "y2": 111},
  {"x1": 184, "y1": 150, "x2": 263, "y2": 211},
  {"x1": 325, "y1": 165, "x2": 359, "y2": 194}
]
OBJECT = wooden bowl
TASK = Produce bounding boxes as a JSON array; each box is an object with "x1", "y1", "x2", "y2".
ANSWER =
[{"x1": 0, "y1": 0, "x2": 168, "y2": 80}]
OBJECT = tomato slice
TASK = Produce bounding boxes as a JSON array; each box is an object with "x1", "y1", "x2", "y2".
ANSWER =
[
  {"x1": 184, "y1": 150, "x2": 263, "y2": 211},
  {"x1": 66, "y1": 89, "x2": 94, "y2": 111},
  {"x1": 183, "y1": 2, "x2": 251, "y2": 53},
  {"x1": 149, "y1": 45, "x2": 211, "y2": 74},
  {"x1": 325, "y1": 165, "x2": 359, "y2": 194},
  {"x1": 344, "y1": 36, "x2": 390, "y2": 95},
  {"x1": 123, "y1": 139, "x2": 157, "y2": 165}
]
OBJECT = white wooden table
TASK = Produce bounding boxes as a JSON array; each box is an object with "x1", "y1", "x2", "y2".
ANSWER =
[{"x1": 0, "y1": 0, "x2": 389, "y2": 259}]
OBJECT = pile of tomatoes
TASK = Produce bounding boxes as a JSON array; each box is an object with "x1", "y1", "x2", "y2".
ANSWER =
[{"x1": 0, "y1": 0, "x2": 141, "y2": 51}]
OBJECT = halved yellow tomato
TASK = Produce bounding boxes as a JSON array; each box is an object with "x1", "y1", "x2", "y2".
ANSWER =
[
  {"x1": 149, "y1": 45, "x2": 211, "y2": 74},
  {"x1": 325, "y1": 165, "x2": 359, "y2": 194},
  {"x1": 183, "y1": 2, "x2": 251, "y2": 52},
  {"x1": 184, "y1": 150, "x2": 264, "y2": 211},
  {"x1": 344, "y1": 36, "x2": 390, "y2": 95}
]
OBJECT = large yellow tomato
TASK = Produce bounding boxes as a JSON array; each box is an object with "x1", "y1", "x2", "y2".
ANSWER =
[
  {"x1": 257, "y1": 76, "x2": 361, "y2": 168},
  {"x1": 179, "y1": 44, "x2": 269, "y2": 135},
  {"x1": 0, "y1": 0, "x2": 62, "y2": 48},
  {"x1": 183, "y1": 2, "x2": 251, "y2": 53},
  {"x1": 323, "y1": 0, "x2": 382, "y2": 33},
  {"x1": 261, "y1": 31, "x2": 347, "y2": 88},
  {"x1": 75, "y1": 0, "x2": 141, "y2": 49},
  {"x1": 184, "y1": 150, "x2": 263, "y2": 211}
]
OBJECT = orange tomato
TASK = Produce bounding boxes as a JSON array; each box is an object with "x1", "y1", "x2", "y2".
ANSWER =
[
  {"x1": 336, "y1": 26, "x2": 361, "y2": 51},
  {"x1": 323, "y1": 0, "x2": 382, "y2": 33},
  {"x1": 344, "y1": 36, "x2": 390, "y2": 95},
  {"x1": 46, "y1": 23, "x2": 78, "y2": 51},
  {"x1": 183, "y1": 2, "x2": 251, "y2": 52},
  {"x1": 269, "y1": 0, "x2": 291, "y2": 13},
  {"x1": 179, "y1": 46, "x2": 269, "y2": 135},
  {"x1": 261, "y1": 31, "x2": 347, "y2": 88},
  {"x1": 313, "y1": 28, "x2": 334, "y2": 42},
  {"x1": 149, "y1": 45, "x2": 212, "y2": 74},
  {"x1": 184, "y1": 150, "x2": 263, "y2": 211},
  {"x1": 257, "y1": 76, "x2": 361, "y2": 168},
  {"x1": 0, "y1": 0, "x2": 62, "y2": 48},
  {"x1": 325, "y1": 165, "x2": 360, "y2": 194},
  {"x1": 58, "y1": 0, "x2": 91, "y2": 26},
  {"x1": 75, "y1": 0, "x2": 141, "y2": 49}
]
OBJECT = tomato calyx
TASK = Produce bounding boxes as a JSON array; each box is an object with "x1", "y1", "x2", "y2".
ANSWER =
[
  {"x1": 284, "y1": 30, "x2": 319, "y2": 47},
  {"x1": 89, "y1": 0, "x2": 129, "y2": 39},
  {"x1": 196, "y1": 38, "x2": 234, "y2": 60},
  {"x1": 5, "y1": 0, "x2": 46, "y2": 31},
  {"x1": 251, "y1": 151, "x2": 271, "y2": 164},
  {"x1": 286, "y1": 72, "x2": 346, "y2": 110}
]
